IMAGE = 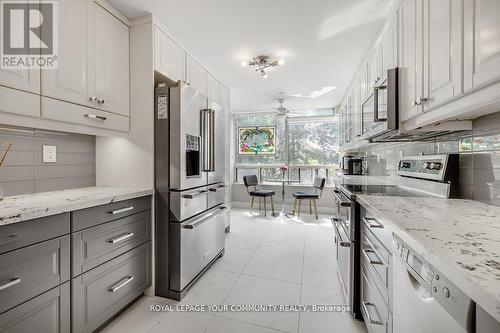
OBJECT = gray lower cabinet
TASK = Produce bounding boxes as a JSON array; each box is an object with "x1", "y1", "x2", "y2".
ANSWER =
[
  {"x1": 0, "y1": 236, "x2": 70, "y2": 314},
  {"x1": 72, "y1": 242, "x2": 152, "y2": 333},
  {"x1": 0, "y1": 282, "x2": 70, "y2": 333},
  {"x1": 71, "y1": 210, "x2": 151, "y2": 277}
]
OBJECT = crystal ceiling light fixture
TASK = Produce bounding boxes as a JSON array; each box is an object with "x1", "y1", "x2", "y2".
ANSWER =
[{"x1": 241, "y1": 55, "x2": 285, "y2": 79}]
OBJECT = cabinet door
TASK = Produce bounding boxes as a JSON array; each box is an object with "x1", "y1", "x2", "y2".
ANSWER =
[
  {"x1": 359, "y1": 66, "x2": 368, "y2": 102},
  {"x1": 0, "y1": 67, "x2": 39, "y2": 95},
  {"x1": 0, "y1": 283, "x2": 70, "y2": 333},
  {"x1": 154, "y1": 26, "x2": 185, "y2": 82},
  {"x1": 93, "y1": 3, "x2": 129, "y2": 116},
  {"x1": 368, "y1": 45, "x2": 382, "y2": 89},
  {"x1": 186, "y1": 54, "x2": 207, "y2": 94},
  {"x1": 41, "y1": 0, "x2": 93, "y2": 108},
  {"x1": 464, "y1": 0, "x2": 500, "y2": 92},
  {"x1": 422, "y1": 0, "x2": 463, "y2": 111},
  {"x1": 399, "y1": 0, "x2": 423, "y2": 121},
  {"x1": 207, "y1": 73, "x2": 221, "y2": 104},
  {"x1": 382, "y1": 14, "x2": 398, "y2": 75}
]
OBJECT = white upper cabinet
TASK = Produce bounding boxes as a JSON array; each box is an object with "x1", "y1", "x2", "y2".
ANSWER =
[
  {"x1": 41, "y1": 0, "x2": 93, "y2": 108},
  {"x1": 154, "y1": 26, "x2": 185, "y2": 82},
  {"x1": 398, "y1": 0, "x2": 423, "y2": 121},
  {"x1": 464, "y1": 0, "x2": 500, "y2": 92},
  {"x1": 367, "y1": 44, "x2": 382, "y2": 89},
  {"x1": 186, "y1": 54, "x2": 206, "y2": 95},
  {"x1": 0, "y1": 67, "x2": 40, "y2": 95},
  {"x1": 92, "y1": 2, "x2": 129, "y2": 116},
  {"x1": 381, "y1": 14, "x2": 398, "y2": 75},
  {"x1": 422, "y1": 0, "x2": 463, "y2": 111}
]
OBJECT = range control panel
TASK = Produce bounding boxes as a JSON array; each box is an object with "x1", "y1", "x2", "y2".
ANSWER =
[{"x1": 396, "y1": 154, "x2": 458, "y2": 182}]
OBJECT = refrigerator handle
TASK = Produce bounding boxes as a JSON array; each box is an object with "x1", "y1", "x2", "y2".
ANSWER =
[{"x1": 201, "y1": 109, "x2": 215, "y2": 172}]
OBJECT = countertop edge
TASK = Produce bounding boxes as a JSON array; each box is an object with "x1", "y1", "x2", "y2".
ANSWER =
[
  {"x1": 356, "y1": 195, "x2": 500, "y2": 323},
  {"x1": 0, "y1": 188, "x2": 155, "y2": 226}
]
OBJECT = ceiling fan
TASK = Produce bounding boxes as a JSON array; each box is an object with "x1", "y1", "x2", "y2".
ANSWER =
[{"x1": 275, "y1": 98, "x2": 289, "y2": 116}]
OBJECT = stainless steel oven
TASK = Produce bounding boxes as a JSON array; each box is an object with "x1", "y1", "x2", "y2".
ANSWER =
[{"x1": 332, "y1": 188, "x2": 356, "y2": 315}]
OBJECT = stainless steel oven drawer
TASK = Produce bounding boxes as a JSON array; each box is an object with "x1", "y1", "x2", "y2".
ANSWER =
[
  {"x1": 361, "y1": 261, "x2": 391, "y2": 333},
  {"x1": 170, "y1": 187, "x2": 209, "y2": 221},
  {"x1": 208, "y1": 184, "x2": 226, "y2": 208},
  {"x1": 71, "y1": 210, "x2": 151, "y2": 277},
  {"x1": 169, "y1": 206, "x2": 227, "y2": 292},
  {"x1": 71, "y1": 242, "x2": 151, "y2": 333},
  {"x1": 333, "y1": 218, "x2": 352, "y2": 302},
  {"x1": 0, "y1": 236, "x2": 70, "y2": 314}
]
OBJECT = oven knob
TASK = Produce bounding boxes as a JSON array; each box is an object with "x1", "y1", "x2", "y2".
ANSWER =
[
  {"x1": 433, "y1": 286, "x2": 438, "y2": 293},
  {"x1": 435, "y1": 274, "x2": 440, "y2": 280},
  {"x1": 443, "y1": 287, "x2": 450, "y2": 298},
  {"x1": 424, "y1": 162, "x2": 432, "y2": 170},
  {"x1": 399, "y1": 161, "x2": 411, "y2": 169},
  {"x1": 430, "y1": 162, "x2": 442, "y2": 170}
]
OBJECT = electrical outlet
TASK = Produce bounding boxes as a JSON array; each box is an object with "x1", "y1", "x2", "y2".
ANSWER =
[{"x1": 42, "y1": 145, "x2": 57, "y2": 163}]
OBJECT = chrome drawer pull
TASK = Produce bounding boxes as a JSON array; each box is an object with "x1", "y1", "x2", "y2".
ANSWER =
[
  {"x1": 0, "y1": 277, "x2": 21, "y2": 291},
  {"x1": 183, "y1": 207, "x2": 228, "y2": 229},
  {"x1": 182, "y1": 190, "x2": 208, "y2": 199},
  {"x1": 110, "y1": 206, "x2": 134, "y2": 215},
  {"x1": 108, "y1": 276, "x2": 134, "y2": 293},
  {"x1": 363, "y1": 217, "x2": 383, "y2": 228},
  {"x1": 84, "y1": 113, "x2": 107, "y2": 121},
  {"x1": 363, "y1": 248, "x2": 384, "y2": 265},
  {"x1": 107, "y1": 232, "x2": 134, "y2": 244},
  {"x1": 0, "y1": 234, "x2": 20, "y2": 246},
  {"x1": 333, "y1": 221, "x2": 351, "y2": 247},
  {"x1": 362, "y1": 301, "x2": 384, "y2": 325},
  {"x1": 332, "y1": 190, "x2": 351, "y2": 207},
  {"x1": 208, "y1": 185, "x2": 226, "y2": 192}
]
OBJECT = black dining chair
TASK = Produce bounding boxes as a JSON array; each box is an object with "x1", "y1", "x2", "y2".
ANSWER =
[
  {"x1": 243, "y1": 175, "x2": 275, "y2": 216},
  {"x1": 292, "y1": 176, "x2": 326, "y2": 219}
]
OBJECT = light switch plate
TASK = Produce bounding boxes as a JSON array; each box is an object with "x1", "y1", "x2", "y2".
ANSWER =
[{"x1": 42, "y1": 145, "x2": 57, "y2": 163}]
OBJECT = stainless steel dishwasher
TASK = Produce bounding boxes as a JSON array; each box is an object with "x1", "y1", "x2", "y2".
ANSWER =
[{"x1": 392, "y1": 235, "x2": 475, "y2": 333}]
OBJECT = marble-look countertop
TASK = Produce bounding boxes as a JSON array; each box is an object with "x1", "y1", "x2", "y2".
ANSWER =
[
  {"x1": 0, "y1": 187, "x2": 154, "y2": 226},
  {"x1": 357, "y1": 195, "x2": 500, "y2": 322}
]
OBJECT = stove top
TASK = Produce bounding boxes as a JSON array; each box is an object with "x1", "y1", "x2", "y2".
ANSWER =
[{"x1": 340, "y1": 184, "x2": 430, "y2": 198}]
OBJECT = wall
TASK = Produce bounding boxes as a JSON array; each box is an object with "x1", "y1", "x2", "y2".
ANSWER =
[
  {"x1": 0, "y1": 125, "x2": 95, "y2": 196},
  {"x1": 361, "y1": 112, "x2": 500, "y2": 206}
]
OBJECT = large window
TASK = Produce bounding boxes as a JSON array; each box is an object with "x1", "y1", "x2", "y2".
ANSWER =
[{"x1": 234, "y1": 109, "x2": 340, "y2": 185}]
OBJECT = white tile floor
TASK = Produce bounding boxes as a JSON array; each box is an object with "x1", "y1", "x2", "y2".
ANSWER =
[{"x1": 101, "y1": 208, "x2": 367, "y2": 333}]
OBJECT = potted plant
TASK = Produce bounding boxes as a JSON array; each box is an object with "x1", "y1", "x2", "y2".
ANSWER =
[{"x1": 0, "y1": 143, "x2": 12, "y2": 201}]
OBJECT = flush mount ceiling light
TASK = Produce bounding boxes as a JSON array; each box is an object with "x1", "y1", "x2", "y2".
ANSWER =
[
  {"x1": 290, "y1": 86, "x2": 336, "y2": 98},
  {"x1": 241, "y1": 55, "x2": 285, "y2": 79}
]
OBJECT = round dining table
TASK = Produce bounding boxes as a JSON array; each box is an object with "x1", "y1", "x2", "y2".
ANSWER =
[{"x1": 263, "y1": 179, "x2": 300, "y2": 218}]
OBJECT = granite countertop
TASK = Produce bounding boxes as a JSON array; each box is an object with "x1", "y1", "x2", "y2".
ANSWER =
[
  {"x1": 0, "y1": 187, "x2": 154, "y2": 226},
  {"x1": 357, "y1": 195, "x2": 500, "y2": 322}
]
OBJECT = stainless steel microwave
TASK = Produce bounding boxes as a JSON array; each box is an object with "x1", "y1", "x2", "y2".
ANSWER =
[{"x1": 360, "y1": 68, "x2": 399, "y2": 142}]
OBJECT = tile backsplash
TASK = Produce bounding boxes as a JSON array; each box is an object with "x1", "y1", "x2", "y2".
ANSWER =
[
  {"x1": 0, "y1": 126, "x2": 95, "y2": 196},
  {"x1": 360, "y1": 112, "x2": 500, "y2": 206}
]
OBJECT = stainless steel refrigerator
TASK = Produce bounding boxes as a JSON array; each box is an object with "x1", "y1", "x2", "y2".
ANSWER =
[{"x1": 154, "y1": 82, "x2": 229, "y2": 300}]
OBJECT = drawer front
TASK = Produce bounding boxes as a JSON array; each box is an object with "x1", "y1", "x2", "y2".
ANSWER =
[
  {"x1": 361, "y1": 213, "x2": 392, "y2": 251},
  {"x1": 0, "y1": 236, "x2": 70, "y2": 314},
  {"x1": 362, "y1": 226, "x2": 392, "y2": 297},
  {"x1": 208, "y1": 184, "x2": 226, "y2": 208},
  {"x1": 71, "y1": 196, "x2": 151, "y2": 231},
  {"x1": 72, "y1": 210, "x2": 151, "y2": 277},
  {"x1": 169, "y1": 189, "x2": 208, "y2": 222},
  {"x1": 0, "y1": 213, "x2": 69, "y2": 255},
  {"x1": 0, "y1": 282, "x2": 70, "y2": 333},
  {"x1": 170, "y1": 206, "x2": 227, "y2": 292},
  {"x1": 361, "y1": 262, "x2": 390, "y2": 333},
  {"x1": 72, "y1": 242, "x2": 151, "y2": 333},
  {"x1": 41, "y1": 97, "x2": 129, "y2": 132}
]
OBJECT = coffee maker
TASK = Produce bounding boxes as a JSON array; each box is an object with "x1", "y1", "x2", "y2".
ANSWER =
[{"x1": 342, "y1": 155, "x2": 363, "y2": 175}]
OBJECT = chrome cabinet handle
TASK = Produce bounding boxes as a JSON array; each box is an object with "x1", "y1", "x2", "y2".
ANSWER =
[
  {"x1": 362, "y1": 301, "x2": 384, "y2": 325},
  {"x1": 363, "y1": 217, "x2": 383, "y2": 228},
  {"x1": 363, "y1": 248, "x2": 384, "y2": 265},
  {"x1": 89, "y1": 96, "x2": 97, "y2": 102},
  {"x1": 97, "y1": 98, "x2": 105, "y2": 104},
  {"x1": 0, "y1": 234, "x2": 20, "y2": 246},
  {"x1": 182, "y1": 190, "x2": 208, "y2": 199},
  {"x1": 108, "y1": 276, "x2": 134, "y2": 293},
  {"x1": 332, "y1": 190, "x2": 351, "y2": 207},
  {"x1": 109, "y1": 206, "x2": 134, "y2": 215},
  {"x1": 412, "y1": 97, "x2": 429, "y2": 106},
  {"x1": 333, "y1": 220, "x2": 350, "y2": 247},
  {"x1": 107, "y1": 232, "x2": 134, "y2": 244},
  {"x1": 85, "y1": 113, "x2": 107, "y2": 121},
  {"x1": 0, "y1": 277, "x2": 21, "y2": 291}
]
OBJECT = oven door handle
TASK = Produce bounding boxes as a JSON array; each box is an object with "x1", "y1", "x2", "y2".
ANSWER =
[
  {"x1": 332, "y1": 190, "x2": 351, "y2": 207},
  {"x1": 333, "y1": 220, "x2": 351, "y2": 247}
]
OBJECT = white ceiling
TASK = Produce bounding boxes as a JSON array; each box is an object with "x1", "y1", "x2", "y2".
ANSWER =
[{"x1": 109, "y1": 0, "x2": 395, "y2": 113}]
